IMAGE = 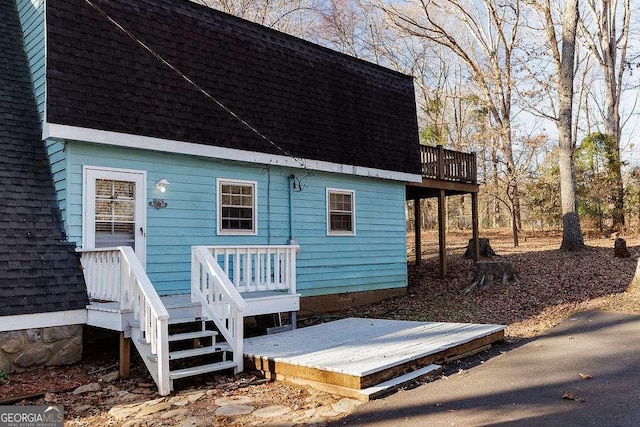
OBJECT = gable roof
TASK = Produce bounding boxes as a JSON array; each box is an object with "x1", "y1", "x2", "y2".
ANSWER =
[
  {"x1": 45, "y1": 0, "x2": 421, "y2": 177},
  {"x1": 0, "y1": 0, "x2": 88, "y2": 317}
]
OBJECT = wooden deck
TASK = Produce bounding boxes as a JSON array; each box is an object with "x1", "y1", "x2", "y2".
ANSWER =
[{"x1": 244, "y1": 318, "x2": 505, "y2": 400}]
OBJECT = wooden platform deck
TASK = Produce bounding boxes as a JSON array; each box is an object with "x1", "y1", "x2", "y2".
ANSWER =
[{"x1": 244, "y1": 318, "x2": 505, "y2": 400}]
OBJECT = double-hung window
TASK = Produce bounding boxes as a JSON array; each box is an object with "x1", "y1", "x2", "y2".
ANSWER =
[
  {"x1": 327, "y1": 188, "x2": 355, "y2": 235},
  {"x1": 217, "y1": 179, "x2": 257, "y2": 235}
]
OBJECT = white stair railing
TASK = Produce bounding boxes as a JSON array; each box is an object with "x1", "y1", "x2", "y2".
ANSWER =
[
  {"x1": 78, "y1": 247, "x2": 171, "y2": 395},
  {"x1": 202, "y1": 245, "x2": 299, "y2": 294},
  {"x1": 78, "y1": 248, "x2": 122, "y2": 302},
  {"x1": 191, "y1": 246, "x2": 247, "y2": 372}
]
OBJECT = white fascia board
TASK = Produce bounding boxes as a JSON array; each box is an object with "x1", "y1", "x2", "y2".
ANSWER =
[
  {"x1": 0, "y1": 309, "x2": 87, "y2": 332},
  {"x1": 42, "y1": 123, "x2": 423, "y2": 183}
]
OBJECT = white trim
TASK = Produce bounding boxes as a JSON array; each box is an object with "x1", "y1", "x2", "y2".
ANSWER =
[
  {"x1": 83, "y1": 166, "x2": 147, "y2": 266},
  {"x1": 326, "y1": 188, "x2": 356, "y2": 236},
  {"x1": 43, "y1": 123, "x2": 423, "y2": 183},
  {"x1": 217, "y1": 178, "x2": 258, "y2": 236},
  {"x1": 0, "y1": 310, "x2": 87, "y2": 332}
]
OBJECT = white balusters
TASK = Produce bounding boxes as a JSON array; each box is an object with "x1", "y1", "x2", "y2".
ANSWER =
[
  {"x1": 78, "y1": 247, "x2": 170, "y2": 395},
  {"x1": 191, "y1": 246, "x2": 247, "y2": 372},
  {"x1": 205, "y1": 245, "x2": 298, "y2": 295}
]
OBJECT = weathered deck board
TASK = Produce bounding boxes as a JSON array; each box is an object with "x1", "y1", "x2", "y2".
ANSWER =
[{"x1": 244, "y1": 318, "x2": 505, "y2": 393}]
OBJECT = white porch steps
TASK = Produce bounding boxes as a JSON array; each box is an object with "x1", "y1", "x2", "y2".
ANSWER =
[
  {"x1": 86, "y1": 292, "x2": 298, "y2": 393},
  {"x1": 170, "y1": 361, "x2": 238, "y2": 380},
  {"x1": 130, "y1": 299, "x2": 238, "y2": 391},
  {"x1": 81, "y1": 244, "x2": 300, "y2": 396},
  {"x1": 167, "y1": 330, "x2": 217, "y2": 342}
]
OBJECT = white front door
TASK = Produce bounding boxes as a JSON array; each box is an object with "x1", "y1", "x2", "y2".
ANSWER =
[{"x1": 83, "y1": 166, "x2": 147, "y2": 266}]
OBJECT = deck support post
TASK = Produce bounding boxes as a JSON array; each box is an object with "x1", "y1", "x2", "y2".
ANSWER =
[
  {"x1": 414, "y1": 198, "x2": 421, "y2": 266},
  {"x1": 119, "y1": 332, "x2": 131, "y2": 380},
  {"x1": 437, "y1": 145, "x2": 445, "y2": 179},
  {"x1": 438, "y1": 189, "x2": 447, "y2": 278},
  {"x1": 471, "y1": 192, "x2": 480, "y2": 261}
]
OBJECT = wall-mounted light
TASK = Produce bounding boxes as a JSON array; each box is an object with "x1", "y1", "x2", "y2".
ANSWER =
[{"x1": 155, "y1": 178, "x2": 170, "y2": 193}]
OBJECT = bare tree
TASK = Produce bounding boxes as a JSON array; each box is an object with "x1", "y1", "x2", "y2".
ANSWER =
[
  {"x1": 578, "y1": 0, "x2": 631, "y2": 231},
  {"x1": 377, "y1": 0, "x2": 523, "y2": 246},
  {"x1": 191, "y1": 0, "x2": 320, "y2": 38},
  {"x1": 558, "y1": 0, "x2": 585, "y2": 250},
  {"x1": 314, "y1": 0, "x2": 372, "y2": 58},
  {"x1": 523, "y1": 0, "x2": 584, "y2": 249}
]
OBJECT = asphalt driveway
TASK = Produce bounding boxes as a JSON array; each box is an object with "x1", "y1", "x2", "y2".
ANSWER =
[{"x1": 335, "y1": 310, "x2": 640, "y2": 426}]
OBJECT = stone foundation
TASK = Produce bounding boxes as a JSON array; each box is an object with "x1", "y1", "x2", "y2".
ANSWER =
[{"x1": 0, "y1": 325, "x2": 83, "y2": 374}]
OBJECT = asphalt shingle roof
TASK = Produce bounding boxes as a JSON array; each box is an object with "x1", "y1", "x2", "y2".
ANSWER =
[
  {"x1": 0, "y1": 0, "x2": 88, "y2": 317},
  {"x1": 45, "y1": 0, "x2": 421, "y2": 175}
]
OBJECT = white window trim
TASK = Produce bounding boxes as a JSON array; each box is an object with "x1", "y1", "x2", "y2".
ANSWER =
[
  {"x1": 217, "y1": 178, "x2": 258, "y2": 236},
  {"x1": 326, "y1": 188, "x2": 356, "y2": 236},
  {"x1": 82, "y1": 165, "x2": 147, "y2": 266}
]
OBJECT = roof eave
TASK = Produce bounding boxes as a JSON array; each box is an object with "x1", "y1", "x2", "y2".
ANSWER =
[{"x1": 44, "y1": 122, "x2": 423, "y2": 182}]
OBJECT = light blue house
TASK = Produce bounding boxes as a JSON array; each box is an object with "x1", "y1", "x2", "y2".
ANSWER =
[
  {"x1": 19, "y1": 0, "x2": 422, "y2": 306},
  {"x1": 13, "y1": 0, "x2": 479, "y2": 394}
]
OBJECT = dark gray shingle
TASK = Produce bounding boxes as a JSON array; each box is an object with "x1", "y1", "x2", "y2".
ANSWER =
[
  {"x1": 0, "y1": 0, "x2": 88, "y2": 317},
  {"x1": 45, "y1": 0, "x2": 421, "y2": 175}
]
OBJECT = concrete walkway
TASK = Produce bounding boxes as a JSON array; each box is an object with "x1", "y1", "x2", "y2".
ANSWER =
[{"x1": 335, "y1": 310, "x2": 640, "y2": 426}]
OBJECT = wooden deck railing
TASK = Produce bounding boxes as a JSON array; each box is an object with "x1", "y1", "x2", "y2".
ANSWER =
[{"x1": 420, "y1": 145, "x2": 477, "y2": 184}]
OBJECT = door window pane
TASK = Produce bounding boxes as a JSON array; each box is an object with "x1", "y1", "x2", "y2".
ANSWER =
[{"x1": 95, "y1": 179, "x2": 136, "y2": 249}]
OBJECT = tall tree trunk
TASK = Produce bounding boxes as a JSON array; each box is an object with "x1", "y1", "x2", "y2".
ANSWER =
[
  {"x1": 603, "y1": 76, "x2": 624, "y2": 230},
  {"x1": 502, "y1": 127, "x2": 519, "y2": 247},
  {"x1": 602, "y1": 28, "x2": 625, "y2": 231},
  {"x1": 558, "y1": 0, "x2": 584, "y2": 251},
  {"x1": 584, "y1": 0, "x2": 630, "y2": 232},
  {"x1": 604, "y1": 126, "x2": 625, "y2": 230},
  {"x1": 492, "y1": 143, "x2": 500, "y2": 228}
]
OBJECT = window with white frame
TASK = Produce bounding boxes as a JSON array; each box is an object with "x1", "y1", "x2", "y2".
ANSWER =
[
  {"x1": 217, "y1": 179, "x2": 257, "y2": 234},
  {"x1": 327, "y1": 188, "x2": 355, "y2": 235}
]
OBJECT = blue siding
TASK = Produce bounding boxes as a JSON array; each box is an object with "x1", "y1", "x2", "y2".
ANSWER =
[
  {"x1": 64, "y1": 142, "x2": 408, "y2": 297},
  {"x1": 291, "y1": 174, "x2": 407, "y2": 296},
  {"x1": 46, "y1": 139, "x2": 68, "y2": 231},
  {"x1": 16, "y1": 0, "x2": 46, "y2": 122}
]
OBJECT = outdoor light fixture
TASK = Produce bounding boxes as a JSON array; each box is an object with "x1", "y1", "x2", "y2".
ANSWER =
[
  {"x1": 149, "y1": 198, "x2": 168, "y2": 209},
  {"x1": 155, "y1": 178, "x2": 170, "y2": 193}
]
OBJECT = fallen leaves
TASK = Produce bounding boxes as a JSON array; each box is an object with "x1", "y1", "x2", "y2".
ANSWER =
[
  {"x1": 558, "y1": 372, "x2": 592, "y2": 403},
  {"x1": 343, "y1": 231, "x2": 640, "y2": 340},
  {"x1": 562, "y1": 391, "x2": 586, "y2": 402},
  {"x1": 0, "y1": 365, "x2": 89, "y2": 401}
]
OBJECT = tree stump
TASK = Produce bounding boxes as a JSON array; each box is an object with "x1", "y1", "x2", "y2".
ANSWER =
[
  {"x1": 463, "y1": 238, "x2": 497, "y2": 259},
  {"x1": 614, "y1": 238, "x2": 630, "y2": 258},
  {"x1": 464, "y1": 260, "x2": 518, "y2": 294}
]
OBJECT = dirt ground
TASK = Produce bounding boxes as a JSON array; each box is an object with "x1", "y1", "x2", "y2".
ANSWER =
[{"x1": 2, "y1": 229, "x2": 639, "y2": 426}]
